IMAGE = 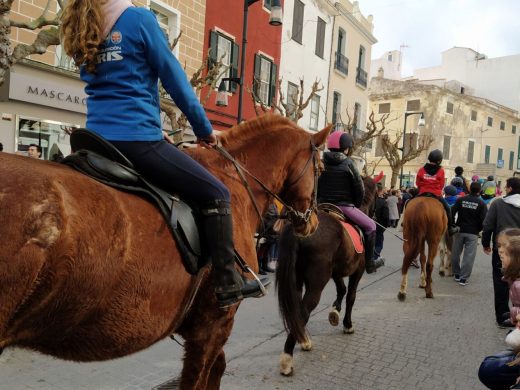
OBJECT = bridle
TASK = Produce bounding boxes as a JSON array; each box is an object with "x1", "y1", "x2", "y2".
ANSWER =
[{"x1": 213, "y1": 140, "x2": 319, "y2": 229}]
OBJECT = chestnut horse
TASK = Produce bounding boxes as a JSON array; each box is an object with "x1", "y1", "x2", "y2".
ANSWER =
[
  {"x1": 0, "y1": 115, "x2": 330, "y2": 389},
  {"x1": 276, "y1": 177, "x2": 376, "y2": 376},
  {"x1": 397, "y1": 196, "x2": 447, "y2": 301}
]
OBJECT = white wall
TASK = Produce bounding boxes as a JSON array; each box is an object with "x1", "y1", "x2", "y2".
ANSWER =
[
  {"x1": 414, "y1": 47, "x2": 520, "y2": 111},
  {"x1": 279, "y1": 0, "x2": 333, "y2": 131}
]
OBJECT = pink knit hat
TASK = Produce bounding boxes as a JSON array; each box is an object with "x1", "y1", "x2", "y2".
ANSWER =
[{"x1": 327, "y1": 131, "x2": 353, "y2": 150}]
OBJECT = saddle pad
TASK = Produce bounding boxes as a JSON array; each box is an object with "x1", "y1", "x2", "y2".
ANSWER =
[{"x1": 340, "y1": 222, "x2": 364, "y2": 254}]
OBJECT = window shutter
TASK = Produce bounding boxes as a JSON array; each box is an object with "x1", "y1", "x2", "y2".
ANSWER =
[
  {"x1": 230, "y1": 41, "x2": 239, "y2": 93},
  {"x1": 208, "y1": 31, "x2": 218, "y2": 70},
  {"x1": 269, "y1": 62, "x2": 278, "y2": 106},
  {"x1": 253, "y1": 54, "x2": 261, "y2": 98},
  {"x1": 315, "y1": 18, "x2": 325, "y2": 58}
]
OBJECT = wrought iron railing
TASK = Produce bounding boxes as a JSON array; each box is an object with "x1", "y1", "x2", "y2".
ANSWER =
[{"x1": 334, "y1": 52, "x2": 348, "y2": 75}]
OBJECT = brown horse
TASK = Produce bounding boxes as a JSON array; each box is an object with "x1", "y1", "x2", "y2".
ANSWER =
[
  {"x1": 397, "y1": 196, "x2": 447, "y2": 301},
  {"x1": 275, "y1": 177, "x2": 376, "y2": 376},
  {"x1": 0, "y1": 115, "x2": 330, "y2": 389}
]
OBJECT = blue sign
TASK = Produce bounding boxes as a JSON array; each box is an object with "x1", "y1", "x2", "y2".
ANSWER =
[{"x1": 497, "y1": 159, "x2": 504, "y2": 168}]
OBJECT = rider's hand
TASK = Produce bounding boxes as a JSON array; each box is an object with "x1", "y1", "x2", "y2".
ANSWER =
[
  {"x1": 483, "y1": 247, "x2": 492, "y2": 255},
  {"x1": 197, "y1": 133, "x2": 217, "y2": 149},
  {"x1": 162, "y1": 130, "x2": 174, "y2": 144}
]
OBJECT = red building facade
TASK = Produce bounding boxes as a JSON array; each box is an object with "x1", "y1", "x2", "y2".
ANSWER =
[{"x1": 203, "y1": 0, "x2": 282, "y2": 130}]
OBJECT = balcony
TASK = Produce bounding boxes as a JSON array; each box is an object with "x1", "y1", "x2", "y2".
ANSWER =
[
  {"x1": 334, "y1": 52, "x2": 348, "y2": 75},
  {"x1": 356, "y1": 67, "x2": 367, "y2": 88}
]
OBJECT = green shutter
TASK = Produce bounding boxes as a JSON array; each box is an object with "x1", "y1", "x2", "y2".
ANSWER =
[
  {"x1": 253, "y1": 54, "x2": 261, "y2": 98},
  {"x1": 208, "y1": 31, "x2": 219, "y2": 70},
  {"x1": 230, "y1": 41, "x2": 239, "y2": 93},
  {"x1": 269, "y1": 62, "x2": 278, "y2": 106}
]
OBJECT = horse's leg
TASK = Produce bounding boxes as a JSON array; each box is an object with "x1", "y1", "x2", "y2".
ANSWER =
[
  {"x1": 438, "y1": 235, "x2": 446, "y2": 276},
  {"x1": 419, "y1": 240, "x2": 427, "y2": 288},
  {"x1": 281, "y1": 278, "x2": 327, "y2": 375},
  {"x1": 328, "y1": 275, "x2": 346, "y2": 327},
  {"x1": 425, "y1": 239, "x2": 441, "y2": 299},
  {"x1": 179, "y1": 303, "x2": 235, "y2": 390},
  {"x1": 205, "y1": 350, "x2": 226, "y2": 390},
  {"x1": 342, "y1": 265, "x2": 364, "y2": 334},
  {"x1": 398, "y1": 241, "x2": 418, "y2": 301}
]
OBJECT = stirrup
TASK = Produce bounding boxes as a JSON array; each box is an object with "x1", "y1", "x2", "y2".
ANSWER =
[{"x1": 242, "y1": 265, "x2": 268, "y2": 297}]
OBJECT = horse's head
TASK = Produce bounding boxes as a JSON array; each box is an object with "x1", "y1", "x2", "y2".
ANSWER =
[{"x1": 278, "y1": 124, "x2": 331, "y2": 236}]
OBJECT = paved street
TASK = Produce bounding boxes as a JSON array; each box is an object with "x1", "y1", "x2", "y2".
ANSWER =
[{"x1": 0, "y1": 228, "x2": 507, "y2": 390}]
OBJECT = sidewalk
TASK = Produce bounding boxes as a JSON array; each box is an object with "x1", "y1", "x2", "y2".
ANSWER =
[{"x1": 0, "y1": 230, "x2": 507, "y2": 389}]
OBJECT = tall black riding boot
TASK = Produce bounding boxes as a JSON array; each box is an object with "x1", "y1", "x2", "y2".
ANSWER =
[
  {"x1": 440, "y1": 197, "x2": 459, "y2": 236},
  {"x1": 364, "y1": 232, "x2": 384, "y2": 274},
  {"x1": 201, "y1": 200, "x2": 266, "y2": 308}
]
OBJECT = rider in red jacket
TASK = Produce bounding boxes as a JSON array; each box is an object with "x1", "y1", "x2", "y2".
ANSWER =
[{"x1": 416, "y1": 149, "x2": 459, "y2": 235}]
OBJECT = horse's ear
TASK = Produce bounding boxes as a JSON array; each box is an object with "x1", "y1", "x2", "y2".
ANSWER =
[{"x1": 311, "y1": 124, "x2": 333, "y2": 147}]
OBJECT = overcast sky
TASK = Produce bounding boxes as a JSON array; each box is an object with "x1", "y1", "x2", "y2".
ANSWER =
[{"x1": 357, "y1": 0, "x2": 520, "y2": 76}]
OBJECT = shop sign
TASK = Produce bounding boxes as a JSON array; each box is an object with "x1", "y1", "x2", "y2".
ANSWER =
[{"x1": 9, "y1": 73, "x2": 87, "y2": 114}]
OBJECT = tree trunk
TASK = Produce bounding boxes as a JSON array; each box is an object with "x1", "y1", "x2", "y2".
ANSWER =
[
  {"x1": 0, "y1": 0, "x2": 15, "y2": 85},
  {"x1": 390, "y1": 167, "x2": 400, "y2": 188}
]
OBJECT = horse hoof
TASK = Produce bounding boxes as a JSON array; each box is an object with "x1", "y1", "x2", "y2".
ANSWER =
[
  {"x1": 328, "y1": 309, "x2": 340, "y2": 327},
  {"x1": 300, "y1": 338, "x2": 312, "y2": 351},
  {"x1": 419, "y1": 285, "x2": 426, "y2": 289},
  {"x1": 439, "y1": 270, "x2": 445, "y2": 277},
  {"x1": 426, "y1": 292, "x2": 434, "y2": 299},
  {"x1": 343, "y1": 326, "x2": 354, "y2": 334},
  {"x1": 280, "y1": 353, "x2": 294, "y2": 376},
  {"x1": 397, "y1": 292, "x2": 406, "y2": 301}
]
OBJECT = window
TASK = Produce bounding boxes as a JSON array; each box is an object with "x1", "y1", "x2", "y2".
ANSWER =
[
  {"x1": 315, "y1": 17, "x2": 326, "y2": 58},
  {"x1": 209, "y1": 31, "x2": 239, "y2": 92},
  {"x1": 513, "y1": 125, "x2": 517, "y2": 134},
  {"x1": 263, "y1": 0, "x2": 272, "y2": 10},
  {"x1": 510, "y1": 151, "x2": 515, "y2": 170},
  {"x1": 497, "y1": 148, "x2": 504, "y2": 168},
  {"x1": 487, "y1": 116, "x2": 493, "y2": 127},
  {"x1": 407, "y1": 99, "x2": 420, "y2": 111},
  {"x1": 443, "y1": 135, "x2": 451, "y2": 159},
  {"x1": 467, "y1": 140, "x2": 474, "y2": 163},
  {"x1": 378, "y1": 103, "x2": 390, "y2": 114},
  {"x1": 375, "y1": 136, "x2": 384, "y2": 157},
  {"x1": 286, "y1": 82, "x2": 299, "y2": 119},
  {"x1": 500, "y1": 121, "x2": 505, "y2": 130},
  {"x1": 151, "y1": 2, "x2": 180, "y2": 51},
  {"x1": 332, "y1": 91, "x2": 342, "y2": 128},
  {"x1": 388, "y1": 53, "x2": 393, "y2": 61},
  {"x1": 485, "y1": 145, "x2": 491, "y2": 164},
  {"x1": 471, "y1": 110, "x2": 477, "y2": 121},
  {"x1": 253, "y1": 54, "x2": 277, "y2": 106},
  {"x1": 309, "y1": 95, "x2": 320, "y2": 130},
  {"x1": 446, "y1": 102, "x2": 454, "y2": 114},
  {"x1": 356, "y1": 45, "x2": 367, "y2": 87},
  {"x1": 292, "y1": 0, "x2": 304, "y2": 44},
  {"x1": 16, "y1": 116, "x2": 78, "y2": 161},
  {"x1": 334, "y1": 28, "x2": 348, "y2": 75}
]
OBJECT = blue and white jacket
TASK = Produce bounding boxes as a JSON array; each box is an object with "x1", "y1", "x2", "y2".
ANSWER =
[{"x1": 81, "y1": 7, "x2": 212, "y2": 141}]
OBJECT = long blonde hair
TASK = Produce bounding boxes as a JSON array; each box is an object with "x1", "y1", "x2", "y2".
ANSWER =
[{"x1": 60, "y1": 0, "x2": 105, "y2": 73}]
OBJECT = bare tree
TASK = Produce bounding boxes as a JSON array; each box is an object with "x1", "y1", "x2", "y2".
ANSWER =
[
  {"x1": 249, "y1": 78, "x2": 323, "y2": 123},
  {"x1": 381, "y1": 132, "x2": 434, "y2": 188},
  {"x1": 0, "y1": 0, "x2": 61, "y2": 85}
]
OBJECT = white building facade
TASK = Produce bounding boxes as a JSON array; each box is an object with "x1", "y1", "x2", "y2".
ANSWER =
[{"x1": 278, "y1": 0, "x2": 335, "y2": 132}]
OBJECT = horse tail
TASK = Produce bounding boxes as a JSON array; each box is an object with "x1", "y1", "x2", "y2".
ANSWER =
[{"x1": 275, "y1": 223, "x2": 307, "y2": 343}]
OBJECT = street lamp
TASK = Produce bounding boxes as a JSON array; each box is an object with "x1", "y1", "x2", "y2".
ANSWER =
[
  {"x1": 399, "y1": 111, "x2": 425, "y2": 188},
  {"x1": 215, "y1": 0, "x2": 282, "y2": 123}
]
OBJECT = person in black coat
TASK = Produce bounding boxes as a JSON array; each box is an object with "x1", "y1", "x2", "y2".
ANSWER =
[{"x1": 373, "y1": 183, "x2": 390, "y2": 262}]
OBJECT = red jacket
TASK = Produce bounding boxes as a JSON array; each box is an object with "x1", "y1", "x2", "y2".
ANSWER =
[{"x1": 416, "y1": 164, "x2": 445, "y2": 197}]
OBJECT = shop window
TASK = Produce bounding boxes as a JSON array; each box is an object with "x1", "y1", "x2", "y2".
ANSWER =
[{"x1": 16, "y1": 116, "x2": 78, "y2": 161}]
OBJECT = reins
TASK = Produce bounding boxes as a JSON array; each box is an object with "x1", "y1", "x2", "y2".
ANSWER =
[{"x1": 213, "y1": 140, "x2": 319, "y2": 228}]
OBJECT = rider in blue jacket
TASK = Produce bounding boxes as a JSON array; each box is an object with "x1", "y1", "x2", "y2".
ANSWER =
[{"x1": 60, "y1": 0, "x2": 265, "y2": 308}]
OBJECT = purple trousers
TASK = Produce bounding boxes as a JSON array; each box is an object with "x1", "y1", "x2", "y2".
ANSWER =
[{"x1": 338, "y1": 205, "x2": 376, "y2": 235}]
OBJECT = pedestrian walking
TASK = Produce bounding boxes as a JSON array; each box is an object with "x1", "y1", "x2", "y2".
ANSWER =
[
  {"x1": 454, "y1": 166, "x2": 470, "y2": 194},
  {"x1": 482, "y1": 177, "x2": 520, "y2": 327},
  {"x1": 386, "y1": 190, "x2": 399, "y2": 228},
  {"x1": 451, "y1": 182, "x2": 488, "y2": 286},
  {"x1": 373, "y1": 183, "x2": 390, "y2": 263},
  {"x1": 479, "y1": 229, "x2": 520, "y2": 390}
]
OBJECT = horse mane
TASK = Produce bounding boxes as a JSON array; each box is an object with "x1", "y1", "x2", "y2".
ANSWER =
[{"x1": 220, "y1": 115, "x2": 300, "y2": 149}]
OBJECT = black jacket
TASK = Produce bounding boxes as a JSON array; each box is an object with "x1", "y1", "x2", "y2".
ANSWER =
[
  {"x1": 451, "y1": 194, "x2": 487, "y2": 235},
  {"x1": 482, "y1": 194, "x2": 520, "y2": 248},
  {"x1": 317, "y1": 152, "x2": 364, "y2": 207},
  {"x1": 374, "y1": 195, "x2": 390, "y2": 229}
]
